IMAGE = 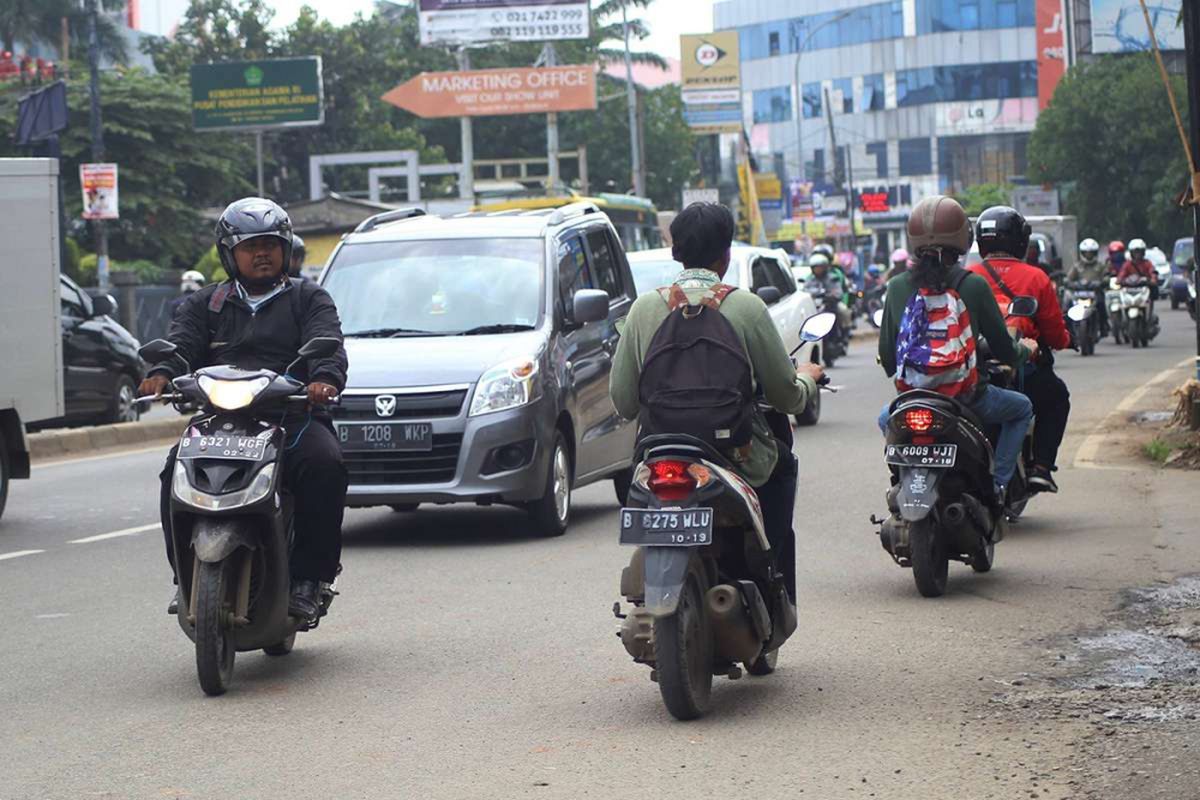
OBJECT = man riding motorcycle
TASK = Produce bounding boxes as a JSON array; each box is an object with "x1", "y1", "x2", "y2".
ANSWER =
[
  {"x1": 139, "y1": 198, "x2": 349, "y2": 621},
  {"x1": 289, "y1": 233, "x2": 308, "y2": 279},
  {"x1": 808, "y1": 252, "x2": 853, "y2": 334},
  {"x1": 610, "y1": 201, "x2": 824, "y2": 604},
  {"x1": 876, "y1": 196, "x2": 1036, "y2": 498},
  {"x1": 969, "y1": 206, "x2": 1072, "y2": 494},
  {"x1": 1118, "y1": 238, "x2": 1159, "y2": 293},
  {"x1": 1067, "y1": 237, "x2": 1110, "y2": 336},
  {"x1": 168, "y1": 270, "x2": 206, "y2": 319}
]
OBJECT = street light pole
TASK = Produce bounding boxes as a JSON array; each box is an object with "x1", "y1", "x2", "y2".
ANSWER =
[
  {"x1": 792, "y1": 9, "x2": 853, "y2": 184},
  {"x1": 622, "y1": 2, "x2": 645, "y2": 197},
  {"x1": 85, "y1": 0, "x2": 109, "y2": 291},
  {"x1": 1184, "y1": 0, "x2": 1200, "y2": 384}
]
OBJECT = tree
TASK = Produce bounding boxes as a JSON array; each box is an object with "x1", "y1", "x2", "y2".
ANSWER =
[
  {"x1": 1028, "y1": 55, "x2": 1190, "y2": 246},
  {"x1": 955, "y1": 182, "x2": 1012, "y2": 217}
]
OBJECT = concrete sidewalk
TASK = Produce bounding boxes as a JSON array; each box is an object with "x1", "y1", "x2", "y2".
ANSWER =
[{"x1": 27, "y1": 416, "x2": 188, "y2": 462}]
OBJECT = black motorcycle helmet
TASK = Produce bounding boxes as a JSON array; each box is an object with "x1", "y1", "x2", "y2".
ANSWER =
[
  {"x1": 976, "y1": 205, "x2": 1031, "y2": 259},
  {"x1": 215, "y1": 197, "x2": 294, "y2": 280},
  {"x1": 289, "y1": 233, "x2": 307, "y2": 277}
]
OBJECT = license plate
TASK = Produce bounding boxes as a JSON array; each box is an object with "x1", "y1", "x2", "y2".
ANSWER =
[
  {"x1": 619, "y1": 508, "x2": 714, "y2": 546},
  {"x1": 177, "y1": 434, "x2": 267, "y2": 461},
  {"x1": 336, "y1": 422, "x2": 433, "y2": 452},
  {"x1": 885, "y1": 443, "x2": 957, "y2": 468}
]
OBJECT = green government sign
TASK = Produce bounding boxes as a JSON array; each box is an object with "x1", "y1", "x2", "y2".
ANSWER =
[{"x1": 190, "y1": 57, "x2": 324, "y2": 131}]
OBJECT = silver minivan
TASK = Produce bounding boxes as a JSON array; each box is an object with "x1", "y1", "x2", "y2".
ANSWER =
[{"x1": 320, "y1": 203, "x2": 637, "y2": 536}]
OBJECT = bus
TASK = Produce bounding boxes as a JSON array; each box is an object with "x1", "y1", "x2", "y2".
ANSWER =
[{"x1": 474, "y1": 192, "x2": 663, "y2": 252}]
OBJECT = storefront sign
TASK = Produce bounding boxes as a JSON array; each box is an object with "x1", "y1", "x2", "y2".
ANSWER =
[
  {"x1": 80, "y1": 163, "x2": 118, "y2": 219},
  {"x1": 381, "y1": 65, "x2": 597, "y2": 118},
  {"x1": 681, "y1": 31, "x2": 741, "y2": 134},
  {"x1": 190, "y1": 58, "x2": 323, "y2": 131},
  {"x1": 859, "y1": 191, "x2": 891, "y2": 214},
  {"x1": 418, "y1": 0, "x2": 590, "y2": 45}
]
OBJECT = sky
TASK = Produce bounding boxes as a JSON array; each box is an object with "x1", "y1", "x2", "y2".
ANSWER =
[{"x1": 255, "y1": 0, "x2": 717, "y2": 61}]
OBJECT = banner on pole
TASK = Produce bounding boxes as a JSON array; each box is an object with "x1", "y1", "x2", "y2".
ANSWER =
[{"x1": 80, "y1": 163, "x2": 118, "y2": 220}]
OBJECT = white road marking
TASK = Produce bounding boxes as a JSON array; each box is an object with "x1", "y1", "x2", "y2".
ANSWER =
[
  {"x1": 35, "y1": 613, "x2": 70, "y2": 619},
  {"x1": 0, "y1": 550, "x2": 45, "y2": 561},
  {"x1": 1074, "y1": 357, "x2": 1193, "y2": 470},
  {"x1": 68, "y1": 523, "x2": 159, "y2": 544}
]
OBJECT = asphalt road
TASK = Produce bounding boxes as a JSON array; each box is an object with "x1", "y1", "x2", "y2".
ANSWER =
[{"x1": 2, "y1": 311, "x2": 1198, "y2": 800}]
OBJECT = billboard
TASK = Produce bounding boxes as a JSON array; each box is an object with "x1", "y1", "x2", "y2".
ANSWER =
[
  {"x1": 418, "y1": 0, "x2": 590, "y2": 45},
  {"x1": 1090, "y1": 0, "x2": 1184, "y2": 53},
  {"x1": 190, "y1": 58, "x2": 323, "y2": 131},
  {"x1": 681, "y1": 31, "x2": 742, "y2": 135},
  {"x1": 381, "y1": 65, "x2": 596, "y2": 118},
  {"x1": 1037, "y1": 0, "x2": 1066, "y2": 109}
]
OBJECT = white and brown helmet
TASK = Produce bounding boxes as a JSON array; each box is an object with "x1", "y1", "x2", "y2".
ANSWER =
[{"x1": 906, "y1": 195, "x2": 973, "y2": 256}]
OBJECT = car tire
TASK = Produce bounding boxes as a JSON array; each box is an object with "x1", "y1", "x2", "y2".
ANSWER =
[
  {"x1": 106, "y1": 375, "x2": 140, "y2": 424},
  {"x1": 527, "y1": 432, "x2": 571, "y2": 537}
]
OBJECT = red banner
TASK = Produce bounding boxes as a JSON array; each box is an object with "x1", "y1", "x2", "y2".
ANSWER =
[{"x1": 1036, "y1": 0, "x2": 1066, "y2": 110}]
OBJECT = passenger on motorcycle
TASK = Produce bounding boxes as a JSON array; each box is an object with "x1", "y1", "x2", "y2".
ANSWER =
[
  {"x1": 886, "y1": 247, "x2": 910, "y2": 280},
  {"x1": 610, "y1": 202, "x2": 824, "y2": 602},
  {"x1": 808, "y1": 252, "x2": 853, "y2": 333},
  {"x1": 138, "y1": 198, "x2": 349, "y2": 621},
  {"x1": 876, "y1": 196, "x2": 1036, "y2": 498},
  {"x1": 1068, "y1": 238, "x2": 1110, "y2": 335},
  {"x1": 1106, "y1": 240, "x2": 1126, "y2": 277},
  {"x1": 970, "y1": 206, "x2": 1072, "y2": 494}
]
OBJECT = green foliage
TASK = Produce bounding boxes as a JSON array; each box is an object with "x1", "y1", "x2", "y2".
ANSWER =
[
  {"x1": 1029, "y1": 55, "x2": 1191, "y2": 246},
  {"x1": 1145, "y1": 437, "x2": 1173, "y2": 464},
  {"x1": 192, "y1": 245, "x2": 228, "y2": 283},
  {"x1": 955, "y1": 183, "x2": 1013, "y2": 217},
  {"x1": 62, "y1": 237, "x2": 82, "y2": 282},
  {"x1": 76, "y1": 253, "x2": 164, "y2": 286}
]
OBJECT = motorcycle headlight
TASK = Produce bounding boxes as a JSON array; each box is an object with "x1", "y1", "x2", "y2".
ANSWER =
[
  {"x1": 172, "y1": 461, "x2": 277, "y2": 511},
  {"x1": 197, "y1": 375, "x2": 271, "y2": 410},
  {"x1": 469, "y1": 358, "x2": 540, "y2": 416}
]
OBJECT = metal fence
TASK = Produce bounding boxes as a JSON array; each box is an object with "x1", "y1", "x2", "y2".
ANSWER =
[{"x1": 132, "y1": 285, "x2": 181, "y2": 344}]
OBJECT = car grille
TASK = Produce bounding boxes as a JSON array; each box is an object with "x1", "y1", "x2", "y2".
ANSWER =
[
  {"x1": 336, "y1": 389, "x2": 467, "y2": 421},
  {"x1": 343, "y1": 434, "x2": 464, "y2": 486}
]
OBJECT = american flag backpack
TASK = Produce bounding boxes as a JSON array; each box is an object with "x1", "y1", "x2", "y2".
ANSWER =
[{"x1": 894, "y1": 267, "x2": 979, "y2": 398}]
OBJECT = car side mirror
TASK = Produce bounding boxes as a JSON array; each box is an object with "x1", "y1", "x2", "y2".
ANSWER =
[
  {"x1": 572, "y1": 289, "x2": 609, "y2": 325},
  {"x1": 138, "y1": 338, "x2": 178, "y2": 364},
  {"x1": 298, "y1": 336, "x2": 342, "y2": 360},
  {"x1": 1008, "y1": 295, "x2": 1039, "y2": 318},
  {"x1": 756, "y1": 286, "x2": 782, "y2": 305},
  {"x1": 90, "y1": 293, "x2": 116, "y2": 318},
  {"x1": 799, "y1": 311, "x2": 837, "y2": 342}
]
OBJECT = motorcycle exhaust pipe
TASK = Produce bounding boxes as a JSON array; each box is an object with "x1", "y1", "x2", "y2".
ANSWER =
[
  {"x1": 706, "y1": 584, "x2": 763, "y2": 665},
  {"x1": 944, "y1": 503, "x2": 968, "y2": 526}
]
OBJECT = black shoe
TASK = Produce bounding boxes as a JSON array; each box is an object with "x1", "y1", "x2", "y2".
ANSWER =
[
  {"x1": 289, "y1": 579, "x2": 321, "y2": 620},
  {"x1": 1027, "y1": 465, "x2": 1059, "y2": 494},
  {"x1": 167, "y1": 591, "x2": 179, "y2": 615}
]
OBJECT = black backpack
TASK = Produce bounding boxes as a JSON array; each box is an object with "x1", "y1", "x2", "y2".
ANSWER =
[{"x1": 637, "y1": 283, "x2": 755, "y2": 451}]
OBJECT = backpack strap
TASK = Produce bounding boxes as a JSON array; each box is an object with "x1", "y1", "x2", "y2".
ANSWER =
[
  {"x1": 979, "y1": 258, "x2": 1017, "y2": 300},
  {"x1": 207, "y1": 281, "x2": 234, "y2": 314},
  {"x1": 657, "y1": 285, "x2": 692, "y2": 311},
  {"x1": 658, "y1": 282, "x2": 737, "y2": 312},
  {"x1": 702, "y1": 283, "x2": 737, "y2": 310}
]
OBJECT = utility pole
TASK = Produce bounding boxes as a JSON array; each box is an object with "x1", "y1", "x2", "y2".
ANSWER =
[
  {"x1": 1184, "y1": 0, "x2": 1200, "y2": 383},
  {"x1": 85, "y1": 0, "x2": 109, "y2": 291},
  {"x1": 457, "y1": 48, "x2": 475, "y2": 201},
  {"x1": 621, "y1": 1, "x2": 644, "y2": 196},
  {"x1": 543, "y1": 43, "x2": 561, "y2": 191}
]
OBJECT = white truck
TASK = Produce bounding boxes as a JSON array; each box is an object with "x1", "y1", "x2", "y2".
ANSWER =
[
  {"x1": 0, "y1": 159, "x2": 64, "y2": 521},
  {"x1": 1026, "y1": 215, "x2": 1078, "y2": 276}
]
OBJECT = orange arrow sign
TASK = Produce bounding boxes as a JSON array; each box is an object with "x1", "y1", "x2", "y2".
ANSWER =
[{"x1": 381, "y1": 65, "x2": 597, "y2": 119}]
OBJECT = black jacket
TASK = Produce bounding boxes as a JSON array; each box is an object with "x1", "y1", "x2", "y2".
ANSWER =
[{"x1": 151, "y1": 278, "x2": 348, "y2": 391}]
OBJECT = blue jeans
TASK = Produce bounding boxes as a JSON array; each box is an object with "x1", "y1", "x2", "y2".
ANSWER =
[{"x1": 877, "y1": 384, "x2": 1033, "y2": 489}]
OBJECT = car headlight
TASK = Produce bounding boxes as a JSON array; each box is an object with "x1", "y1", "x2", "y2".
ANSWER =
[
  {"x1": 173, "y1": 461, "x2": 277, "y2": 511},
  {"x1": 197, "y1": 375, "x2": 270, "y2": 410},
  {"x1": 469, "y1": 358, "x2": 540, "y2": 416}
]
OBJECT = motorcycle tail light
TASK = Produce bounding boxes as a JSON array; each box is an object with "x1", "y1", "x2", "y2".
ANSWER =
[
  {"x1": 903, "y1": 408, "x2": 935, "y2": 433},
  {"x1": 647, "y1": 459, "x2": 703, "y2": 501}
]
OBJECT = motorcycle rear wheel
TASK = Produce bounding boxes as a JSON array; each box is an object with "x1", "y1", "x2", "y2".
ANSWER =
[
  {"x1": 908, "y1": 519, "x2": 948, "y2": 598},
  {"x1": 654, "y1": 568, "x2": 713, "y2": 720},
  {"x1": 195, "y1": 557, "x2": 238, "y2": 696}
]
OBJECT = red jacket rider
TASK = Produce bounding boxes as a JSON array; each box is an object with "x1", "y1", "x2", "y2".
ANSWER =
[{"x1": 969, "y1": 256, "x2": 1072, "y2": 350}]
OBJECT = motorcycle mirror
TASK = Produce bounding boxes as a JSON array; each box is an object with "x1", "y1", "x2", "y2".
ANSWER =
[
  {"x1": 1066, "y1": 304, "x2": 1090, "y2": 323},
  {"x1": 299, "y1": 336, "x2": 342, "y2": 360},
  {"x1": 872, "y1": 308, "x2": 885, "y2": 327},
  {"x1": 799, "y1": 311, "x2": 837, "y2": 342},
  {"x1": 138, "y1": 338, "x2": 178, "y2": 364},
  {"x1": 1007, "y1": 295, "x2": 1039, "y2": 318}
]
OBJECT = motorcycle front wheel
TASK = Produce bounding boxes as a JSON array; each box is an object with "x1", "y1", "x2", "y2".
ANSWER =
[
  {"x1": 909, "y1": 519, "x2": 948, "y2": 598},
  {"x1": 194, "y1": 557, "x2": 238, "y2": 696},
  {"x1": 654, "y1": 567, "x2": 713, "y2": 720}
]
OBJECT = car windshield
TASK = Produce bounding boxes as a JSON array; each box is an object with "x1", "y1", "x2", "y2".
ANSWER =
[
  {"x1": 323, "y1": 238, "x2": 544, "y2": 336},
  {"x1": 629, "y1": 258, "x2": 680, "y2": 295},
  {"x1": 1174, "y1": 239, "x2": 1194, "y2": 266}
]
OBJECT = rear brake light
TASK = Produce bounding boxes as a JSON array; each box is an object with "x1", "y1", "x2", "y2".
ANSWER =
[
  {"x1": 645, "y1": 460, "x2": 711, "y2": 501},
  {"x1": 903, "y1": 408, "x2": 935, "y2": 433}
]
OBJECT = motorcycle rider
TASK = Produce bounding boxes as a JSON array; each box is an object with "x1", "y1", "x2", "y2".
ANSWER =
[
  {"x1": 610, "y1": 201, "x2": 824, "y2": 604},
  {"x1": 808, "y1": 252, "x2": 853, "y2": 334},
  {"x1": 289, "y1": 233, "x2": 310, "y2": 280},
  {"x1": 877, "y1": 196, "x2": 1036, "y2": 498},
  {"x1": 138, "y1": 198, "x2": 349, "y2": 621},
  {"x1": 886, "y1": 247, "x2": 910, "y2": 280},
  {"x1": 1106, "y1": 240, "x2": 1127, "y2": 277},
  {"x1": 970, "y1": 206, "x2": 1072, "y2": 494},
  {"x1": 1118, "y1": 238, "x2": 1159, "y2": 295},
  {"x1": 1067, "y1": 238, "x2": 1110, "y2": 336},
  {"x1": 168, "y1": 269, "x2": 206, "y2": 319}
]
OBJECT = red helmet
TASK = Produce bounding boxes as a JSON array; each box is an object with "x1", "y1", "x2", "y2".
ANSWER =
[{"x1": 1108, "y1": 240, "x2": 1126, "y2": 254}]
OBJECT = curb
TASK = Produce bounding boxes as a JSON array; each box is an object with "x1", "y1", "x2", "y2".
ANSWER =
[{"x1": 28, "y1": 417, "x2": 189, "y2": 462}]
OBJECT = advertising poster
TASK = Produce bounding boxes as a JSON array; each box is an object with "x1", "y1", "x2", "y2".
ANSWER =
[
  {"x1": 419, "y1": 0, "x2": 590, "y2": 45},
  {"x1": 681, "y1": 31, "x2": 742, "y2": 134},
  {"x1": 1090, "y1": 0, "x2": 1184, "y2": 53},
  {"x1": 80, "y1": 163, "x2": 118, "y2": 220},
  {"x1": 1036, "y1": 0, "x2": 1066, "y2": 110}
]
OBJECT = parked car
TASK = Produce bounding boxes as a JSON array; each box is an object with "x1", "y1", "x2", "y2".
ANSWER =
[
  {"x1": 319, "y1": 203, "x2": 637, "y2": 536},
  {"x1": 1170, "y1": 237, "x2": 1193, "y2": 310},
  {"x1": 628, "y1": 245, "x2": 825, "y2": 425},
  {"x1": 29, "y1": 275, "x2": 145, "y2": 430}
]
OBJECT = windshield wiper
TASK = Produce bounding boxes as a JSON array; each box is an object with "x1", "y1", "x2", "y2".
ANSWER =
[
  {"x1": 346, "y1": 327, "x2": 443, "y2": 338},
  {"x1": 457, "y1": 324, "x2": 536, "y2": 336}
]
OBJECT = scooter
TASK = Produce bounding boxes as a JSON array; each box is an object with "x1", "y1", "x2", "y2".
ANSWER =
[
  {"x1": 139, "y1": 336, "x2": 342, "y2": 696},
  {"x1": 873, "y1": 298, "x2": 1038, "y2": 598},
  {"x1": 1118, "y1": 276, "x2": 1159, "y2": 348},
  {"x1": 1106, "y1": 278, "x2": 1126, "y2": 345},
  {"x1": 1065, "y1": 281, "x2": 1103, "y2": 356},
  {"x1": 805, "y1": 281, "x2": 847, "y2": 367},
  {"x1": 614, "y1": 312, "x2": 837, "y2": 720}
]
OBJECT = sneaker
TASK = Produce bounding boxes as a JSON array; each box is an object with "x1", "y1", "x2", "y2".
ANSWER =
[
  {"x1": 288, "y1": 579, "x2": 321, "y2": 621},
  {"x1": 167, "y1": 591, "x2": 180, "y2": 615},
  {"x1": 1028, "y1": 465, "x2": 1059, "y2": 494}
]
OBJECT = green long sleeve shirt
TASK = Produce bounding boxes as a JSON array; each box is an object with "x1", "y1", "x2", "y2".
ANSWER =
[
  {"x1": 877, "y1": 269, "x2": 1028, "y2": 381},
  {"x1": 610, "y1": 268, "x2": 817, "y2": 487}
]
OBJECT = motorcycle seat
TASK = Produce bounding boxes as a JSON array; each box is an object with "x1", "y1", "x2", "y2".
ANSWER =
[
  {"x1": 890, "y1": 389, "x2": 986, "y2": 433},
  {"x1": 636, "y1": 433, "x2": 736, "y2": 471}
]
